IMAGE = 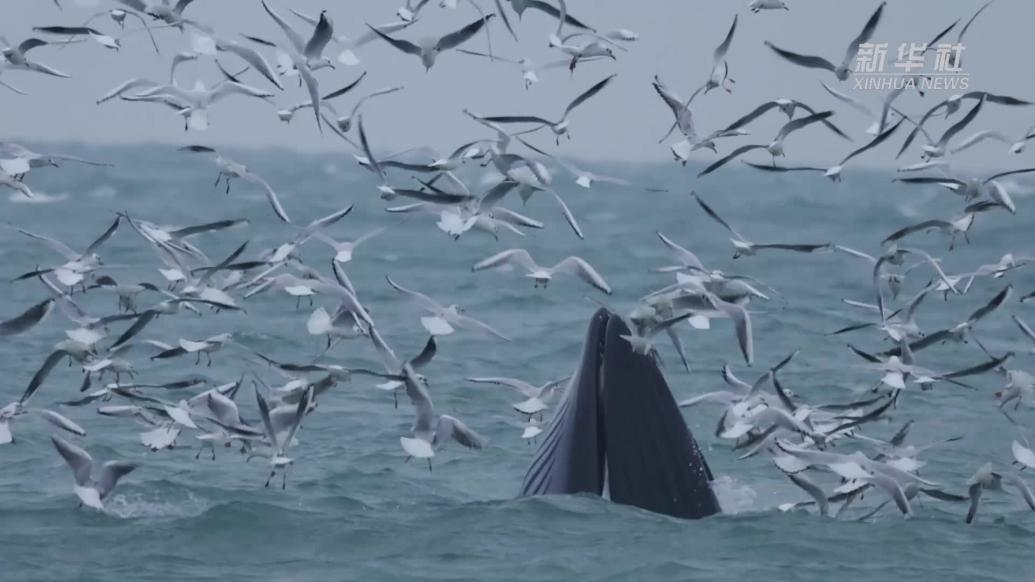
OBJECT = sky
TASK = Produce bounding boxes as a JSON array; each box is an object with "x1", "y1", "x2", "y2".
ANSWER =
[{"x1": 1, "y1": 0, "x2": 1033, "y2": 168}]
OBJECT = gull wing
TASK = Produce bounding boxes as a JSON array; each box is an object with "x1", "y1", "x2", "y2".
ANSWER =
[
  {"x1": 840, "y1": 1, "x2": 886, "y2": 70},
  {"x1": 690, "y1": 192, "x2": 748, "y2": 242},
  {"x1": 764, "y1": 41, "x2": 836, "y2": 74},
  {"x1": 436, "y1": 14, "x2": 495, "y2": 52},
  {"x1": 385, "y1": 276, "x2": 442, "y2": 312},
  {"x1": 936, "y1": 96, "x2": 985, "y2": 149},
  {"x1": 553, "y1": 257, "x2": 611, "y2": 295},
  {"x1": 216, "y1": 41, "x2": 283, "y2": 90},
  {"x1": 0, "y1": 299, "x2": 53, "y2": 337},
  {"x1": 841, "y1": 118, "x2": 904, "y2": 165},
  {"x1": 304, "y1": 11, "x2": 334, "y2": 60},
  {"x1": 12, "y1": 226, "x2": 80, "y2": 260},
  {"x1": 697, "y1": 144, "x2": 766, "y2": 178},
  {"x1": 51, "y1": 435, "x2": 93, "y2": 486},
  {"x1": 472, "y1": 248, "x2": 538, "y2": 273},
  {"x1": 97, "y1": 461, "x2": 137, "y2": 498},
  {"x1": 563, "y1": 74, "x2": 615, "y2": 118},
  {"x1": 440, "y1": 414, "x2": 486, "y2": 449},
  {"x1": 408, "y1": 336, "x2": 437, "y2": 369},
  {"x1": 366, "y1": 25, "x2": 421, "y2": 56},
  {"x1": 467, "y1": 377, "x2": 538, "y2": 398},
  {"x1": 775, "y1": 111, "x2": 832, "y2": 141},
  {"x1": 262, "y1": 0, "x2": 305, "y2": 53}
]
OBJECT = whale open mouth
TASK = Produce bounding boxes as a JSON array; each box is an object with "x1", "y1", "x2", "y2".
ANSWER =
[{"x1": 520, "y1": 308, "x2": 720, "y2": 519}]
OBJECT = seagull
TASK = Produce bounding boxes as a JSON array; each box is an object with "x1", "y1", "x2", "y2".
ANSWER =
[
  {"x1": 8, "y1": 216, "x2": 120, "y2": 288},
  {"x1": 0, "y1": 37, "x2": 70, "y2": 78},
  {"x1": 764, "y1": 2, "x2": 884, "y2": 80},
  {"x1": 824, "y1": 118, "x2": 904, "y2": 181},
  {"x1": 894, "y1": 167, "x2": 1035, "y2": 203},
  {"x1": 656, "y1": 16, "x2": 738, "y2": 143},
  {"x1": 881, "y1": 211, "x2": 978, "y2": 251},
  {"x1": 367, "y1": 333, "x2": 437, "y2": 408},
  {"x1": 691, "y1": 192, "x2": 831, "y2": 258},
  {"x1": 965, "y1": 463, "x2": 1035, "y2": 524},
  {"x1": 456, "y1": 49, "x2": 582, "y2": 89},
  {"x1": 515, "y1": 137, "x2": 663, "y2": 191},
  {"x1": 698, "y1": 111, "x2": 836, "y2": 177},
  {"x1": 495, "y1": 415, "x2": 544, "y2": 443},
  {"x1": 479, "y1": 146, "x2": 584, "y2": 238},
  {"x1": 254, "y1": 1, "x2": 335, "y2": 132},
  {"x1": 721, "y1": 99, "x2": 850, "y2": 141},
  {"x1": 326, "y1": 86, "x2": 403, "y2": 134},
  {"x1": 306, "y1": 306, "x2": 367, "y2": 349},
  {"x1": 311, "y1": 228, "x2": 384, "y2": 264},
  {"x1": 151, "y1": 333, "x2": 234, "y2": 366},
  {"x1": 749, "y1": 0, "x2": 790, "y2": 11},
  {"x1": 897, "y1": 91, "x2": 1031, "y2": 158},
  {"x1": 915, "y1": 95, "x2": 987, "y2": 160},
  {"x1": 547, "y1": 32, "x2": 619, "y2": 71},
  {"x1": 654, "y1": 232, "x2": 707, "y2": 273},
  {"x1": 115, "y1": 0, "x2": 202, "y2": 30},
  {"x1": 289, "y1": 9, "x2": 419, "y2": 66},
  {"x1": 210, "y1": 39, "x2": 284, "y2": 90},
  {"x1": 51, "y1": 436, "x2": 136, "y2": 509},
  {"x1": 32, "y1": 26, "x2": 122, "y2": 51},
  {"x1": 501, "y1": 0, "x2": 593, "y2": 37},
  {"x1": 0, "y1": 141, "x2": 113, "y2": 179},
  {"x1": 126, "y1": 79, "x2": 274, "y2": 131},
  {"x1": 481, "y1": 74, "x2": 615, "y2": 143},
  {"x1": 254, "y1": 385, "x2": 311, "y2": 489},
  {"x1": 469, "y1": 376, "x2": 566, "y2": 417},
  {"x1": 179, "y1": 145, "x2": 291, "y2": 223},
  {"x1": 951, "y1": 126, "x2": 1035, "y2": 156},
  {"x1": 398, "y1": 359, "x2": 485, "y2": 470},
  {"x1": 367, "y1": 14, "x2": 494, "y2": 70},
  {"x1": 386, "y1": 276, "x2": 511, "y2": 341},
  {"x1": 777, "y1": 442, "x2": 929, "y2": 516},
  {"x1": 0, "y1": 399, "x2": 85, "y2": 445},
  {"x1": 699, "y1": 15, "x2": 738, "y2": 96},
  {"x1": 472, "y1": 249, "x2": 612, "y2": 294}
]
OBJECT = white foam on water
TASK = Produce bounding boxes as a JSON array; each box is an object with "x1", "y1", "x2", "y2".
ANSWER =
[
  {"x1": 8, "y1": 191, "x2": 69, "y2": 204},
  {"x1": 105, "y1": 491, "x2": 209, "y2": 520},
  {"x1": 712, "y1": 474, "x2": 759, "y2": 514},
  {"x1": 89, "y1": 185, "x2": 118, "y2": 199}
]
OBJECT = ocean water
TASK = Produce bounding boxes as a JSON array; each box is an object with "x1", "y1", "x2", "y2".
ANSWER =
[{"x1": 1, "y1": 143, "x2": 1034, "y2": 581}]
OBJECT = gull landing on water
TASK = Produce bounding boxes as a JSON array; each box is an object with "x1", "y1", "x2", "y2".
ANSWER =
[
  {"x1": 51, "y1": 436, "x2": 136, "y2": 510},
  {"x1": 399, "y1": 361, "x2": 486, "y2": 471},
  {"x1": 254, "y1": 385, "x2": 311, "y2": 489}
]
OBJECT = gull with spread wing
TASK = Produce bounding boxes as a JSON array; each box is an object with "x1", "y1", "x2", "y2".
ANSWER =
[{"x1": 472, "y1": 249, "x2": 611, "y2": 294}]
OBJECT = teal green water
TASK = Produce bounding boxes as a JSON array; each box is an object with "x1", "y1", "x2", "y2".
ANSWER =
[{"x1": 1, "y1": 143, "x2": 1033, "y2": 581}]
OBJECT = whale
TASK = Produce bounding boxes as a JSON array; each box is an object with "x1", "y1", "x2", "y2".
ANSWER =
[{"x1": 520, "y1": 308, "x2": 721, "y2": 519}]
